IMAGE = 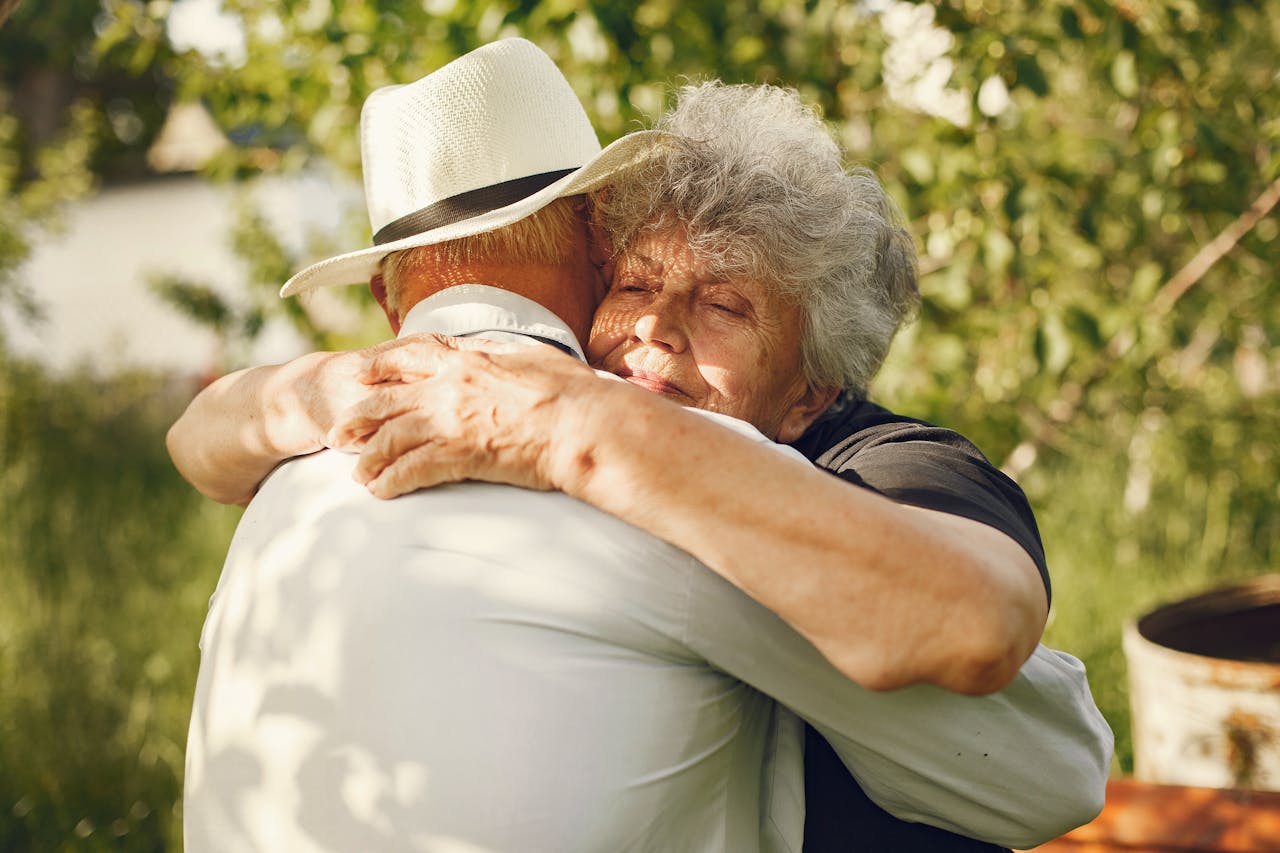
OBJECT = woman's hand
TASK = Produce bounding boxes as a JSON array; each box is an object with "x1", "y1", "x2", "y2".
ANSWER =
[{"x1": 329, "y1": 334, "x2": 606, "y2": 498}]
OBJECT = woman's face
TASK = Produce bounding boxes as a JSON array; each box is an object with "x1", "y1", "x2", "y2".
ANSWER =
[{"x1": 586, "y1": 226, "x2": 835, "y2": 441}]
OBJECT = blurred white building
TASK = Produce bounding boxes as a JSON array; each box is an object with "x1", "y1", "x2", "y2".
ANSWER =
[{"x1": 1, "y1": 103, "x2": 359, "y2": 376}]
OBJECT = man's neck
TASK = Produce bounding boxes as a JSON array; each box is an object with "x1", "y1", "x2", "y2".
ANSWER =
[
  {"x1": 398, "y1": 286, "x2": 585, "y2": 359},
  {"x1": 400, "y1": 257, "x2": 597, "y2": 345}
]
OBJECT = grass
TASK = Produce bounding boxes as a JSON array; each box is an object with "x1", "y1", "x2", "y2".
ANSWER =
[
  {"x1": 0, "y1": 356, "x2": 240, "y2": 851},
  {"x1": 0, "y1": 351, "x2": 1273, "y2": 850}
]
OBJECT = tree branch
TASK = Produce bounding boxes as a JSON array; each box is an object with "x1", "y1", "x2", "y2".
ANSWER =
[
  {"x1": 1003, "y1": 175, "x2": 1280, "y2": 476},
  {"x1": 1152, "y1": 175, "x2": 1280, "y2": 315}
]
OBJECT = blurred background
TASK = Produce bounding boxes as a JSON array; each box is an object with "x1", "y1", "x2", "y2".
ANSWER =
[{"x1": 1, "y1": 0, "x2": 1276, "y2": 848}]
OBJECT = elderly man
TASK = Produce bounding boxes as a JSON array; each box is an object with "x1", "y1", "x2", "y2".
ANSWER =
[{"x1": 177, "y1": 40, "x2": 1109, "y2": 853}]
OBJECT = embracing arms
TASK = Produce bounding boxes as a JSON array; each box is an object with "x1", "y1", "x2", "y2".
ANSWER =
[
  {"x1": 556, "y1": 403, "x2": 1046, "y2": 695},
  {"x1": 169, "y1": 335, "x2": 1048, "y2": 695},
  {"x1": 166, "y1": 337, "x2": 497, "y2": 505},
  {"x1": 331, "y1": 336, "x2": 1049, "y2": 695}
]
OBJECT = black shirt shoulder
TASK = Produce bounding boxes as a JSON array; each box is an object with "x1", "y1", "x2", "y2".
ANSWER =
[{"x1": 792, "y1": 399, "x2": 1050, "y2": 603}]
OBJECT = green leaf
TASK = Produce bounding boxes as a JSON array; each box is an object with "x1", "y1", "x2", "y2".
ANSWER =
[
  {"x1": 1059, "y1": 7, "x2": 1083, "y2": 40},
  {"x1": 148, "y1": 277, "x2": 232, "y2": 333},
  {"x1": 1111, "y1": 50, "x2": 1139, "y2": 98},
  {"x1": 1131, "y1": 261, "x2": 1164, "y2": 303},
  {"x1": 1065, "y1": 305, "x2": 1103, "y2": 350},
  {"x1": 900, "y1": 148, "x2": 935, "y2": 185},
  {"x1": 1014, "y1": 54, "x2": 1048, "y2": 96},
  {"x1": 982, "y1": 227, "x2": 1015, "y2": 274}
]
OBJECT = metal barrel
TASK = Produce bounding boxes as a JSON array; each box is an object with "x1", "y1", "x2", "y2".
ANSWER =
[{"x1": 1124, "y1": 575, "x2": 1280, "y2": 791}]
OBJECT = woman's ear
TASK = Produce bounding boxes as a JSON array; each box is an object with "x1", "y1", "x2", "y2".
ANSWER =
[{"x1": 776, "y1": 384, "x2": 840, "y2": 444}]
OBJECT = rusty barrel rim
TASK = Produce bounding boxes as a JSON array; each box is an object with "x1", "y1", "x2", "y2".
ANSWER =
[{"x1": 1124, "y1": 574, "x2": 1280, "y2": 691}]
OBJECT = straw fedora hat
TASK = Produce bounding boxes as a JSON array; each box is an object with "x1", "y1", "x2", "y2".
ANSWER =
[{"x1": 280, "y1": 38, "x2": 666, "y2": 297}]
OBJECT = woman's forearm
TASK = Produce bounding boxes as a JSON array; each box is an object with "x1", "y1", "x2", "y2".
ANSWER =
[
  {"x1": 548, "y1": 381, "x2": 1048, "y2": 694},
  {"x1": 167, "y1": 352, "x2": 360, "y2": 505}
]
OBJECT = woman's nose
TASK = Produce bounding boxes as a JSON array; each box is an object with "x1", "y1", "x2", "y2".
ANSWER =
[{"x1": 633, "y1": 299, "x2": 689, "y2": 353}]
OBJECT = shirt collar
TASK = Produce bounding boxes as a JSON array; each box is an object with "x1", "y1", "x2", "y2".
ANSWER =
[{"x1": 397, "y1": 284, "x2": 585, "y2": 361}]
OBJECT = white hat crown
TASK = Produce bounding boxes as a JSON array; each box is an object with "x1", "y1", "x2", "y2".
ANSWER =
[
  {"x1": 360, "y1": 39, "x2": 601, "y2": 240},
  {"x1": 281, "y1": 38, "x2": 664, "y2": 297}
]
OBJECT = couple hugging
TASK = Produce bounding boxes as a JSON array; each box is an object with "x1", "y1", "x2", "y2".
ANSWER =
[{"x1": 171, "y1": 38, "x2": 1111, "y2": 853}]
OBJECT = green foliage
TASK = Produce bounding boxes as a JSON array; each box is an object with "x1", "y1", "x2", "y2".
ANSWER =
[
  {"x1": 0, "y1": 98, "x2": 98, "y2": 335},
  {"x1": 0, "y1": 0, "x2": 180, "y2": 326},
  {"x1": 858, "y1": 1, "x2": 1280, "y2": 771},
  {"x1": 226, "y1": 195, "x2": 384, "y2": 351},
  {"x1": 1, "y1": 1, "x2": 1278, "y2": 846}
]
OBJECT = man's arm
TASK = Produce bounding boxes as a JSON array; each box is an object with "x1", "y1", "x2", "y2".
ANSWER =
[
  {"x1": 684, "y1": 555, "x2": 1111, "y2": 849},
  {"x1": 332, "y1": 336, "x2": 1049, "y2": 695}
]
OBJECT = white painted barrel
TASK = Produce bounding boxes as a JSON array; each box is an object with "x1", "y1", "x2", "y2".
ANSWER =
[{"x1": 1124, "y1": 575, "x2": 1280, "y2": 791}]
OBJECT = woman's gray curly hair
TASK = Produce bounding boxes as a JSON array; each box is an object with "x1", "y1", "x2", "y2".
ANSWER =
[{"x1": 592, "y1": 82, "x2": 919, "y2": 398}]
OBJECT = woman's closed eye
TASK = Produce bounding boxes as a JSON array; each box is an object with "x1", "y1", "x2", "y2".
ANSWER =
[
  {"x1": 613, "y1": 276, "x2": 656, "y2": 294},
  {"x1": 703, "y1": 292, "x2": 751, "y2": 317}
]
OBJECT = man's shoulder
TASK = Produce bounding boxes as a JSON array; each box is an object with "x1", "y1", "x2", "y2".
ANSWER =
[
  {"x1": 689, "y1": 409, "x2": 809, "y2": 463},
  {"x1": 256, "y1": 448, "x2": 542, "y2": 512},
  {"x1": 256, "y1": 448, "x2": 362, "y2": 499},
  {"x1": 248, "y1": 447, "x2": 678, "y2": 559}
]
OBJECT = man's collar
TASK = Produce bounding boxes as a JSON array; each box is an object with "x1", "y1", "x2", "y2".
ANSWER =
[{"x1": 398, "y1": 284, "x2": 585, "y2": 361}]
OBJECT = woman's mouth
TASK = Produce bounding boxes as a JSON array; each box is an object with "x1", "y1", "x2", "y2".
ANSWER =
[{"x1": 616, "y1": 368, "x2": 686, "y2": 398}]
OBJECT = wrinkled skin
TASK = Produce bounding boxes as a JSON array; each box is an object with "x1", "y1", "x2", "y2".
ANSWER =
[{"x1": 331, "y1": 334, "x2": 604, "y2": 498}]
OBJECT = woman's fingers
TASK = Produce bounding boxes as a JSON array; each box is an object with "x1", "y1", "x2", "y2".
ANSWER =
[
  {"x1": 364, "y1": 441, "x2": 458, "y2": 499},
  {"x1": 328, "y1": 339, "x2": 592, "y2": 497},
  {"x1": 358, "y1": 333, "x2": 522, "y2": 384},
  {"x1": 357, "y1": 335, "x2": 452, "y2": 384},
  {"x1": 350, "y1": 408, "x2": 438, "y2": 485},
  {"x1": 327, "y1": 383, "x2": 425, "y2": 449}
]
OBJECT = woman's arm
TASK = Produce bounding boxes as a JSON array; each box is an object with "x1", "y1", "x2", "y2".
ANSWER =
[
  {"x1": 166, "y1": 350, "x2": 370, "y2": 505},
  {"x1": 333, "y1": 336, "x2": 1049, "y2": 695},
  {"x1": 165, "y1": 335, "x2": 526, "y2": 504}
]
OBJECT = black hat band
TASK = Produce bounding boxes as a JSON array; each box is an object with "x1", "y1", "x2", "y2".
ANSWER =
[{"x1": 372, "y1": 168, "x2": 576, "y2": 246}]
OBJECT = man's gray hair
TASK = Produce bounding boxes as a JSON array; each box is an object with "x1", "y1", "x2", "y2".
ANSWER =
[{"x1": 594, "y1": 82, "x2": 919, "y2": 397}]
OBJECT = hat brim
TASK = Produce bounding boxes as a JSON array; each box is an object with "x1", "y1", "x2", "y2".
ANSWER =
[{"x1": 280, "y1": 130, "x2": 669, "y2": 298}]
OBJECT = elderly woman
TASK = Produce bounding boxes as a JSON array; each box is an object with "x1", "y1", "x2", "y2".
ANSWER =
[{"x1": 171, "y1": 81, "x2": 1100, "y2": 850}]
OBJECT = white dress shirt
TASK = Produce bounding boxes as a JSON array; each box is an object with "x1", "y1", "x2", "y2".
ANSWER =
[{"x1": 184, "y1": 286, "x2": 1112, "y2": 853}]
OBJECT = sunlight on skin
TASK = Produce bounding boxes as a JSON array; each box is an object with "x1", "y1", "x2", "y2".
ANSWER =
[{"x1": 587, "y1": 225, "x2": 834, "y2": 442}]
